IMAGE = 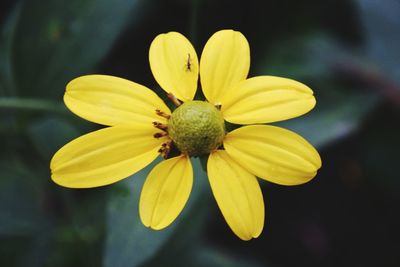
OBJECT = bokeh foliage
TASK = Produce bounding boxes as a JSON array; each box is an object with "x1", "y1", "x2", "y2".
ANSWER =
[{"x1": 1, "y1": 0, "x2": 399, "y2": 266}]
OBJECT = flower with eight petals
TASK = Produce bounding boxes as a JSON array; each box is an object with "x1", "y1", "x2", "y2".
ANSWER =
[{"x1": 51, "y1": 29, "x2": 322, "y2": 240}]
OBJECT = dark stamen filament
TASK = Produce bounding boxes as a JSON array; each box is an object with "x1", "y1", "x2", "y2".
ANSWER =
[
  {"x1": 167, "y1": 93, "x2": 182, "y2": 106},
  {"x1": 158, "y1": 140, "x2": 172, "y2": 158},
  {"x1": 156, "y1": 109, "x2": 171, "y2": 119},
  {"x1": 153, "y1": 132, "x2": 168, "y2": 139},
  {"x1": 152, "y1": 121, "x2": 168, "y2": 130}
]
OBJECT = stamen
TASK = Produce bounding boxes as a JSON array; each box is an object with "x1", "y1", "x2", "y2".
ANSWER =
[
  {"x1": 215, "y1": 104, "x2": 222, "y2": 110},
  {"x1": 156, "y1": 109, "x2": 171, "y2": 119},
  {"x1": 167, "y1": 93, "x2": 182, "y2": 106},
  {"x1": 153, "y1": 132, "x2": 168, "y2": 139},
  {"x1": 158, "y1": 146, "x2": 169, "y2": 155},
  {"x1": 158, "y1": 140, "x2": 172, "y2": 158},
  {"x1": 152, "y1": 121, "x2": 168, "y2": 130}
]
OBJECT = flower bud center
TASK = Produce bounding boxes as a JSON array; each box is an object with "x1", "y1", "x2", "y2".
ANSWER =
[{"x1": 168, "y1": 101, "x2": 225, "y2": 156}]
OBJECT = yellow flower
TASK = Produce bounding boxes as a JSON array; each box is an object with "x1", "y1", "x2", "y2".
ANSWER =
[{"x1": 50, "y1": 30, "x2": 321, "y2": 241}]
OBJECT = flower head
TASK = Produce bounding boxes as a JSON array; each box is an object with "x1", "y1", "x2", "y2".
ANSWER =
[{"x1": 51, "y1": 30, "x2": 321, "y2": 240}]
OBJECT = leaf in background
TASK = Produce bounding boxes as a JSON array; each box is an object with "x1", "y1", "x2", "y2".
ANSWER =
[
  {"x1": 253, "y1": 35, "x2": 333, "y2": 80},
  {"x1": 0, "y1": 158, "x2": 52, "y2": 267},
  {"x1": 0, "y1": 2, "x2": 20, "y2": 96},
  {"x1": 149, "y1": 244, "x2": 265, "y2": 267},
  {"x1": 11, "y1": 0, "x2": 141, "y2": 99},
  {"x1": 258, "y1": 35, "x2": 381, "y2": 147},
  {"x1": 104, "y1": 158, "x2": 208, "y2": 267},
  {"x1": 278, "y1": 91, "x2": 379, "y2": 148},
  {"x1": 259, "y1": 35, "x2": 369, "y2": 83},
  {"x1": 0, "y1": 160, "x2": 43, "y2": 236},
  {"x1": 185, "y1": 247, "x2": 264, "y2": 267},
  {"x1": 28, "y1": 116, "x2": 80, "y2": 161},
  {"x1": 354, "y1": 0, "x2": 400, "y2": 84}
]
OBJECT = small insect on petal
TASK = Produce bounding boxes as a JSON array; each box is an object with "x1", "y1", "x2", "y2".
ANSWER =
[{"x1": 185, "y1": 53, "x2": 192, "y2": 72}]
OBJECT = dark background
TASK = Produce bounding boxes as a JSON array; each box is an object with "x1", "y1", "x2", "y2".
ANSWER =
[{"x1": 1, "y1": 0, "x2": 399, "y2": 266}]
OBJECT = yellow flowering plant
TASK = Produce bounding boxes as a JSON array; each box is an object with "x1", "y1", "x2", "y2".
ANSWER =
[{"x1": 50, "y1": 29, "x2": 321, "y2": 240}]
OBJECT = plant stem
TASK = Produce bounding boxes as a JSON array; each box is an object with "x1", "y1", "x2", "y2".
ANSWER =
[{"x1": 0, "y1": 97, "x2": 66, "y2": 114}]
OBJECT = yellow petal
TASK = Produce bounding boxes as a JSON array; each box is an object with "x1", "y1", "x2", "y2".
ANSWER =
[
  {"x1": 140, "y1": 155, "x2": 193, "y2": 230},
  {"x1": 224, "y1": 125, "x2": 321, "y2": 185},
  {"x1": 149, "y1": 32, "x2": 199, "y2": 102},
  {"x1": 50, "y1": 125, "x2": 165, "y2": 188},
  {"x1": 207, "y1": 150, "x2": 264, "y2": 241},
  {"x1": 200, "y1": 29, "x2": 250, "y2": 105},
  {"x1": 222, "y1": 76, "x2": 316, "y2": 124},
  {"x1": 64, "y1": 75, "x2": 171, "y2": 126}
]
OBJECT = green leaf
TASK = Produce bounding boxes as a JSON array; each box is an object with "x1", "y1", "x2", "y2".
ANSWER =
[
  {"x1": 104, "y1": 158, "x2": 208, "y2": 267},
  {"x1": 258, "y1": 35, "x2": 381, "y2": 147},
  {"x1": 28, "y1": 116, "x2": 80, "y2": 161},
  {"x1": 278, "y1": 91, "x2": 379, "y2": 148},
  {"x1": 188, "y1": 247, "x2": 264, "y2": 267},
  {"x1": 0, "y1": 160, "x2": 43, "y2": 236},
  {"x1": 11, "y1": 0, "x2": 141, "y2": 99},
  {"x1": 254, "y1": 35, "x2": 332, "y2": 79},
  {"x1": 0, "y1": 158, "x2": 52, "y2": 267},
  {"x1": 147, "y1": 245, "x2": 265, "y2": 267},
  {"x1": 0, "y1": 3, "x2": 20, "y2": 96}
]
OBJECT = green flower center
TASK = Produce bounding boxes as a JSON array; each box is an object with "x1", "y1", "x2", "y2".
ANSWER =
[{"x1": 168, "y1": 101, "x2": 225, "y2": 156}]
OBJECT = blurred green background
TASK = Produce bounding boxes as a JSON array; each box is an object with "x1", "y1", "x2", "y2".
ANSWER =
[{"x1": 1, "y1": 0, "x2": 399, "y2": 266}]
